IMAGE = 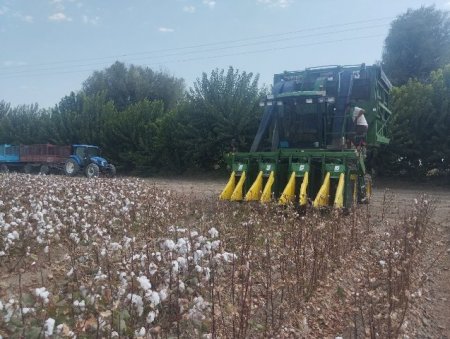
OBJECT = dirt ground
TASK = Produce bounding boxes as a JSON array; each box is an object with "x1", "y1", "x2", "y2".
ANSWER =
[{"x1": 147, "y1": 176, "x2": 450, "y2": 338}]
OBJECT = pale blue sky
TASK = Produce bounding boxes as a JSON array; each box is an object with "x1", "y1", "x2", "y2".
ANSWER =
[{"x1": 1, "y1": 0, "x2": 449, "y2": 108}]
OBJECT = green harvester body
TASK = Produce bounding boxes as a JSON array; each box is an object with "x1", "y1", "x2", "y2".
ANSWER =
[{"x1": 220, "y1": 64, "x2": 392, "y2": 208}]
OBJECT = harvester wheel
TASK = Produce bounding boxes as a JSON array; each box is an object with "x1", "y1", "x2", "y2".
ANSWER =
[
  {"x1": 85, "y1": 163, "x2": 99, "y2": 178},
  {"x1": 64, "y1": 159, "x2": 80, "y2": 176},
  {"x1": 40, "y1": 164, "x2": 50, "y2": 175},
  {"x1": 0, "y1": 164, "x2": 9, "y2": 173},
  {"x1": 365, "y1": 174, "x2": 373, "y2": 202},
  {"x1": 105, "y1": 164, "x2": 116, "y2": 178}
]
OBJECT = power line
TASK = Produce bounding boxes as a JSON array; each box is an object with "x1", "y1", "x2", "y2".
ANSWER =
[
  {"x1": 0, "y1": 22, "x2": 388, "y2": 77},
  {"x1": 0, "y1": 33, "x2": 384, "y2": 80},
  {"x1": 0, "y1": 16, "x2": 393, "y2": 72}
]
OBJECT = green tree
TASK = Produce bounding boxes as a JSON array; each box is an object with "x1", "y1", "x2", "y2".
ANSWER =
[
  {"x1": 182, "y1": 67, "x2": 265, "y2": 169},
  {"x1": 380, "y1": 64, "x2": 450, "y2": 177},
  {"x1": 82, "y1": 61, "x2": 185, "y2": 111},
  {"x1": 104, "y1": 100, "x2": 165, "y2": 173},
  {"x1": 382, "y1": 6, "x2": 450, "y2": 86}
]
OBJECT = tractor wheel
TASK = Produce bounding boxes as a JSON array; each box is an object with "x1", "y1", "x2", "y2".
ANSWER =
[
  {"x1": 64, "y1": 159, "x2": 80, "y2": 176},
  {"x1": 85, "y1": 163, "x2": 100, "y2": 178},
  {"x1": 24, "y1": 164, "x2": 33, "y2": 174},
  {"x1": 40, "y1": 164, "x2": 50, "y2": 175},
  {"x1": 0, "y1": 164, "x2": 9, "y2": 173},
  {"x1": 106, "y1": 164, "x2": 116, "y2": 178}
]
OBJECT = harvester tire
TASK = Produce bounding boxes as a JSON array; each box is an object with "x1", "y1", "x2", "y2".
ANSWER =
[
  {"x1": 365, "y1": 174, "x2": 373, "y2": 202},
  {"x1": 64, "y1": 159, "x2": 80, "y2": 177},
  {"x1": 0, "y1": 164, "x2": 8, "y2": 173},
  {"x1": 106, "y1": 164, "x2": 116, "y2": 178},
  {"x1": 40, "y1": 164, "x2": 50, "y2": 175},
  {"x1": 85, "y1": 163, "x2": 99, "y2": 178}
]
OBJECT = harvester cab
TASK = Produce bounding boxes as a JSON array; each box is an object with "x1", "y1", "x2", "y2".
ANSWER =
[
  {"x1": 64, "y1": 144, "x2": 116, "y2": 178},
  {"x1": 220, "y1": 64, "x2": 392, "y2": 209}
]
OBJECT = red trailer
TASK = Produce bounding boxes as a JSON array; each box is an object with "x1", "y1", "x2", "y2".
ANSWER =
[{"x1": 19, "y1": 144, "x2": 71, "y2": 174}]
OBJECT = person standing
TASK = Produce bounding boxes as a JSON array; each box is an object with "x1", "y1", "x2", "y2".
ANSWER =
[{"x1": 353, "y1": 106, "x2": 368, "y2": 147}]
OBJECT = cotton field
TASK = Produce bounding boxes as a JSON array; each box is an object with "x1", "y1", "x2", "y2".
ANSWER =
[{"x1": 0, "y1": 174, "x2": 434, "y2": 338}]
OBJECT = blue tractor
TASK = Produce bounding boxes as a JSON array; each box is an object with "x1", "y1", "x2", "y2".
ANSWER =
[{"x1": 63, "y1": 144, "x2": 116, "y2": 178}]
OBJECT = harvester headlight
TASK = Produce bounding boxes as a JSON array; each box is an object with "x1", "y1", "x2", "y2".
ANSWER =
[
  {"x1": 318, "y1": 97, "x2": 325, "y2": 103},
  {"x1": 326, "y1": 97, "x2": 335, "y2": 103},
  {"x1": 259, "y1": 102, "x2": 265, "y2": 107},
  {"x1": 267, "y1": 94, "x2": 274, "y2": 100},
  {"x1": 277, "y1": 101, "x2": 283, "y2": 106},
  {"x1": 306, "y1": 98, "x2": 313, "y2": 104},
  {"x1": 267, "y1": 101, "x2": 273, "y2": 106}
]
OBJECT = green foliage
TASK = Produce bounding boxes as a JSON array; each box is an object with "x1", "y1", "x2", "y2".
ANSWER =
[
  {"x1": 378, "y1": 64, "x2": 450, "y2": 177},
  {"x1": 83, "y1": 61, "x2": 185, "y2": 111},
  {"x1": 182, "y1": 67, "x2": 265, "y2": 169},
  {"x1": 0, "y1": 64, "x2": 263, "y2": 175},
  {"x1": 382, "y1": 6, "x2": 450, "y2": 86},
  {"x1": 104, "y1": 100, "x2": 164, "y2": 173}
]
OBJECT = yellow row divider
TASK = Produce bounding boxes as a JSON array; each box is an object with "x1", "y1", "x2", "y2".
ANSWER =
[
  {"x1": 334, "y1": 173, "x2": 345, "y2": 208},
  {"x1": 245, "y1": 171, "x2": 263, "y2": 201},
  {"x1": 279, "y1": 172, "x2": 296, "y2": 205},
  {"x1": 230, "y1": 171, "x2": 246, "y2": 201},
  {"x1": 313, "y1": 172, "x2": 330, "y2": 207},
  {"x1": 219, "y1": 171, "x2": 236, "y2": 200},
  {"x1": 299, "y1": 171, "x2": 309, "y2": 206},
  {"x1": 261, "y1": 171, "x2": 275, "y2": 203}
]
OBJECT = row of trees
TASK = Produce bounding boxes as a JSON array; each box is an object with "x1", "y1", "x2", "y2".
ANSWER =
[
  {"x1": 0, "y1": 64, "x2": 264, "y2": 174},
  {"x1": 1, "y1": 6, "x2": 449, "y2": 178},
  {"x1": 379, "y1": 6, "x2": 450, "y2": 177}
]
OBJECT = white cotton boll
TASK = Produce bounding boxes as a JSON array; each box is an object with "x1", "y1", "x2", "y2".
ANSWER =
[
  {"x1": 208, "y1": 227, "x2": 219, "y2": 238},
  {"x1": 179, "y1": 280, "x2": 185, "y2": 291},
  {"x1": 34, "y1": 287, "x2": 50, "y2": 304},
  {"x1": 159, "y1": 288, "x2": 168, "y2": 301},
  {"x1": 44, "y1": 246, "x2": 49, "y2": 254},
  {"x1": 0, "y1": 251, "x2": 5, "y2": 256},
  {"x1": 44, "y1": 318, "x2": 55, "y2": 336},
  {"x1": 111, "y1": 331, "x2": 119, "y2": 338},
  {"x1": 135, "y1": 327, "x2": 146, "y2": 336},
  {"x1": 194, "y1": 250, "x2": 203, "y2": 264},
  {"x1": 163, "y1": 239, "x2": 175, "y2": 251},
  {"x1": 0, "y1": 301, "x2": 3, "y2": 310},
  {"x1": 146, "y1": 310, "x2": 156, "y2": 323},
  {"x1": 379, "y1": 260, "x2": 386, "y2": 267},
  {"x1": 211, "y1": 240, "x2": 221, "y2": 250},
  {"x1": 177, "y1": 256, "x2": 187, "y2": 269},
  {"x1": 172, "y1": 260, "x2": 179, "y2": 273},
  {"x1": 137, "y1": 276, "x2": 152, "y2": 291},
  {"x1": 149, "y1": 291, "x2": 160, "y2": 306},
  {"x1": 222, "y1": 252, "x2": 237, "y2": 262},
  {"x1": 176, "y1": 238, "x2": 190, "y2": 254},
  {"x1": 100, "y1": 248, "x2": 106, "y2": 256},
  {"x1": 155, "y1": 252, "x2": 162, "y2": 262},
  {"x1": 66, "y1": 268, "x2": 74, "y2": 277},
  {"x1": 203, "y1": 242, "x2": 212, "y2": 252},
  {"x1": 149, "y1": 263, "x2": 158, "y2": 276},
  {"x1": 127, "y1": 294, "x2": 144, "y2": 316},
  {"x1": 21, "y1": 307, "x2": 34, "y2": 315},
  {"x1": 110, "y1": 242, "x2": 122, "y2": 251},
  {"x1": 7, "y1": 231, "x2": 19, "y2": 240},
  {"x1": 195, "y1": 265, "x2": 203, "y2": 273}
]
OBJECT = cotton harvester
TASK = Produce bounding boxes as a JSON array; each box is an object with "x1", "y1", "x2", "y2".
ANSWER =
[{"x1": 220, "y1": 64, "x2": 392, "y2": 208}]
